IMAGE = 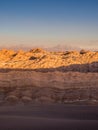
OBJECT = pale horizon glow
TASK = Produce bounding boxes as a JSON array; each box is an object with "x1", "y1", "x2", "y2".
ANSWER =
[{"x1": 0, "y1": 0, "x2": 98, "y2": 50}]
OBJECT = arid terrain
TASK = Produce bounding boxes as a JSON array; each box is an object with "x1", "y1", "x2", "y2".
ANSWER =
[
  {"x1": 0, "y1": 48, "x2": 98, "y2": 104},
  {"x1": 0, "y1": 48, "x2": 98, "y2": 130},
  {"x1": 0, "y1": 48, "x2": 98, "y2": 72}
]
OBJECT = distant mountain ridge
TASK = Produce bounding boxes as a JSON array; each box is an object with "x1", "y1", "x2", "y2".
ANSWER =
[{"x1": 0, "y1": 48, "x2": 98, "y2": 72}]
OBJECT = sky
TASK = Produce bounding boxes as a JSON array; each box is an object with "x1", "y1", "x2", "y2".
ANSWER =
[{"x1": 0, "y1": 0, "x2": 98, "y2": 50}]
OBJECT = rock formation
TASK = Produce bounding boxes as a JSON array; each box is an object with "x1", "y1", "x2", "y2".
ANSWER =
[
  {"x1": 0, "y1": 48, "x2": 98, "y2": 105},
  {"x1": 0, "y1": 48, "x2": 98, "y2": 72}
]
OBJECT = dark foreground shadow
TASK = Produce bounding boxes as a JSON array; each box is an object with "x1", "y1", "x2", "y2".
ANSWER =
[{"x1": 0, "y1": 105, "x2": 98, "y2": 130}]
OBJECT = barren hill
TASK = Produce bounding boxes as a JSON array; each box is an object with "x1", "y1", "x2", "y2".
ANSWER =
[
  {"x1": 0, "y1": 48, "x2": 98, "y2": 72},
  {"x1": 0, "y1": 48, "x2": 98, "y2": 105}
]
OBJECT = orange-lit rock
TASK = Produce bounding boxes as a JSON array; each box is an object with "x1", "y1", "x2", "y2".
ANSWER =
[{"x1": 0, "y1": 48, "x2": 98, "y2": 72}]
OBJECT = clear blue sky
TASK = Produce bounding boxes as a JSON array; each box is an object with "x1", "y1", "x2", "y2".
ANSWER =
[{"x1": 0, "y1": 0, "x2": 98, "y2": 49}]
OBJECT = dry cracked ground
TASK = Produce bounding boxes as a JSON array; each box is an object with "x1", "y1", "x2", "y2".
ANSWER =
[{"x1": 0, "y1": 48, "x2": 98, "y2": 105}]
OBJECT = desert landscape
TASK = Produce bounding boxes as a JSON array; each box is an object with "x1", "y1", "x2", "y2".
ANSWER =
[
  {"x1": 0, "y1": 48, "x2": 98, "y2": 129},
  {"x1": 0, "y1": 48, "x2": 98, "y2": 105},
  {"x1": 0, "y1": 0, "x2": 98, "y2": 129}
]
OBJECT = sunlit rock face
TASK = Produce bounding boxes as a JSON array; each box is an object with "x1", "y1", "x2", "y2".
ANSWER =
[
  {"x1": 0, "y1": 48, "x2": 98, "y2": 104},
  {"x1": 0, "y1": 48, "x2": 98, "y2": 72}
]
